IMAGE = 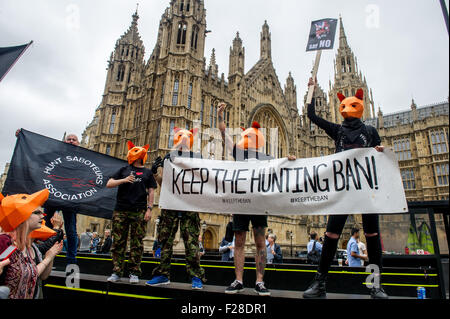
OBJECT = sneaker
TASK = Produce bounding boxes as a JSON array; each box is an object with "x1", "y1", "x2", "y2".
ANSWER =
[
  {"x1": 107, "y1": 273, "x2": 121, "y2": 283},
  {"x1": 254, "y1": 282, "x2": 271, "y2": 296},
  {"x1": 303, "y1": 272, "x2": 327, "y2": 299},
  {"x1": 225, "y1": 280, "x2": 244, "y2": 294},
  {"x1": 370, "y1": 287, "x2": 389, "y2": 299},
  {"x1": 145, "y1": 276, "x2": 170, "y2": 287},
  {"x1": 192, "y1": 277, "x2": 203, "y2": 290},
  {"x1": 129, "y1": 274, "x2": 140, "y2": 284}
]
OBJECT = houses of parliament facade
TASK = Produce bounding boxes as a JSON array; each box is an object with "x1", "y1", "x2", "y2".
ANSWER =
[{"x1": 8, "y1": 1, "x2": 448, "y2": 254}]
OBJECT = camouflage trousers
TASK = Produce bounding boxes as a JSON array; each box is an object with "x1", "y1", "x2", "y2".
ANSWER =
[
  {"x1": 111, "y1": 209, "x2": 147, "y2": 276},
  {"x1": 152, "y1": 210, "x2": 205, "y2": 281}
]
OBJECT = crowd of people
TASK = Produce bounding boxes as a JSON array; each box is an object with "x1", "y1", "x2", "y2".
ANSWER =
[{"x1": 0, "y1": 78, "x2": 389, "y2": 299}]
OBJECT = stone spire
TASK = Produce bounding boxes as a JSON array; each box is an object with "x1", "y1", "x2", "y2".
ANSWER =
[
  {"x1": 339, "y1": 15, "x2": 349, "y2": 49},
  {"x1": 209, "y1": 48, "x2": 218, "y2": 77},
  {"x1": 260, "y1": 20, "x2": 272, "y2": 59}
]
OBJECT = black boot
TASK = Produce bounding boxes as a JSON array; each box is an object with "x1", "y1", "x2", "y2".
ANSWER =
[
  {"x1": 370, "y1": 287, "x2": 389, "y2": 299},
  {"x1": 302, "y1": 272, "x2": 327, "y2": 299}
]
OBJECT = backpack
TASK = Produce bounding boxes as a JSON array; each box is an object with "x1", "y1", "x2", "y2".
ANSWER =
[{"x1": 307, "y1": 241, "x2": 321, "y2": 265}]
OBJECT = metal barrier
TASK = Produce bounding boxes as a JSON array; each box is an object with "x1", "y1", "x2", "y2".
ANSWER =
[{"x1": 407, "y1": 200, "x2": 449, "y2": 299}]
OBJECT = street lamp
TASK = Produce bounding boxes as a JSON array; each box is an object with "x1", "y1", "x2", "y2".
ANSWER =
[
  {"x1": 288, "y1": 231, "x2": 294, "y2": 257},
  {"x1": 201, "y1": 221, "x2": 207, "y2": 254}
]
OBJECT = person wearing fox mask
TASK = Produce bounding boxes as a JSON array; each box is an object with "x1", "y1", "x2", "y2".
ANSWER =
[
  {"x1": 146, "y1": 127, "x2": 206, "y2": 290},
  {"x1": 217, "y1": 102, "x2": 296, "y2": 296},
  {"x1": 303, "y1": 77, "x2": 388, "y2": 299},
  {"x1": 106, "y1": 142, "x2": 157, "y2": 284},
  {"x1": 0, "y1": 189, "x2": 63, "y2": 299}
]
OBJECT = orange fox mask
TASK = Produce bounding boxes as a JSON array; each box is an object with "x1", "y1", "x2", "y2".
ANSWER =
[
  {"x1": 173, "y1": 128, "x2": 198, "y2": 150},
  {"x1": 127, "y1": 141, "x2": 150, "y2": 165},
  {"x1": 0, "y1": 189, "x2": 49, "y2": 232},
  {"x1": 338, "y1": 89, "x2": 364, "y2": 120},
  {"x1": 236, "y1": 122, "x2": 265, "y2": 150},
  {"x1": 29, "y1": 220, "x2": 56, "y2": 241}
]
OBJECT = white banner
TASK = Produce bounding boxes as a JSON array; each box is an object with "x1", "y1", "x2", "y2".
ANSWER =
[{"x1": 159, "y1": 148, "x2": 408, "y2": 216}]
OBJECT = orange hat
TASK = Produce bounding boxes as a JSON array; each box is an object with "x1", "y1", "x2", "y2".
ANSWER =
[
  {"x1": 338, "y1": 89, "x2": 365, "y2": 120},
  {"x1": 29, "y1": 220, "x2": 56, "y2": 241},
  {"x1": 0, "y1": 189, "x2": 49, "y2": 232},
  {"x1": 237, "y1": 122, "x2": 265, "y2": 150},
  {"x1": 173, "y1": 128, "x2": 198, "y2": 150},
  {"x1": 127, "y1": 141, "x2": 150, "y2": 165}
]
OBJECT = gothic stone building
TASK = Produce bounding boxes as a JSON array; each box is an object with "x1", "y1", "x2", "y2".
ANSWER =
[{"x1": 78, "y1": 1, "x2": 449, "y2": 255}]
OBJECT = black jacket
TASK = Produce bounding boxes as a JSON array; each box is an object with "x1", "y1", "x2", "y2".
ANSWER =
[
  {"x1": 268, "y1": 243, "x2": 283, "y2": 264},
  {"x1": 307, "y1": 98, "x2": 381, "y2": 153},
  {"x1": 100, "y1": 237, "x2": 112, "y2": 253}
]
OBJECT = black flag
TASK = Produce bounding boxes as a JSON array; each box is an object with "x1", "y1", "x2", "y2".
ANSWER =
[
  {"x1": 2, "y1": 129, "x2": 127, "y2": 219},
  {"x1": 0, "y1": 42, "x2": 32, "y2": 82},
  {"x1": 306, "y1": 19, "x2": 338, "y2": 52}
]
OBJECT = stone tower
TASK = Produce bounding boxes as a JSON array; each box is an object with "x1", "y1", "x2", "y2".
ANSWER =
[
  {"x1": 83, "y1": 10, "x2": 146, "y2": 157},
  {"x1": 328, "y1": 17, "x2": 375, "y2": 123}
]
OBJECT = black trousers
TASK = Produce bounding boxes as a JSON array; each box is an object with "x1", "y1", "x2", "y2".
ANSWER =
[
  {"x1": 326, "y1": 214, "x2": 380, "y2": 235},
  {"x1": 318, "y1": 214, "x2": 382, "y2": 275}
]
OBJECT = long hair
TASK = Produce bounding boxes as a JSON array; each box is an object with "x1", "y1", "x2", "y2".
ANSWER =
[{"x1": 8, "y1": 220, "x2": 31, "y2": 251}]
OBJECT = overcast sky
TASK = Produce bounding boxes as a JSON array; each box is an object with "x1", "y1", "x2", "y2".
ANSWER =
[{"x1": 0, "y1": 0, "x2": 448, "y2": 172}]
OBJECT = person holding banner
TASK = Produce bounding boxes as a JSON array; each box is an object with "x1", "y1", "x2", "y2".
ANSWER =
[
  {"x1": 106, "y1": 142, "x2": 156, "y2": 284},
  {"x1": 146, "y1": 128, "x2": 206, "y2": 290},
  {"x1": 14, "y1": 130, "x2": 81, "y2": 266},
  {"x1": 302, "y1": 78, "x2": 388, "y2": 299},
  {"x1": 218, "y1": 102, "x2": 296, "y2": 296}
]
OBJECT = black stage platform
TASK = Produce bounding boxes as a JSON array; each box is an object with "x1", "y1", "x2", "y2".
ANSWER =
[
  {"x1": 44, "y1": 270, "x2": 416, "y2": 301},
  {"x1": 44, "y1": 252, "x2": 445, "y2": 300}
]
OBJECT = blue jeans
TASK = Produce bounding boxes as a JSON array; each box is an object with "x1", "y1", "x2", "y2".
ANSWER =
[
  {"x1": 45, "y1": 207, "x2": 78, "y2": 265},
  {"x1": 62, "y1": 211, "x2": 78, "y2": 264}
]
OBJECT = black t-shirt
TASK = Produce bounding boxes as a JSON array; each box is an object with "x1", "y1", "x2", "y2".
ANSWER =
[
  {"x1": 232, "y1": 145, "x2": 274, "y2": 162},
  {"x1": 111, "y1": 165, "x2": 157, "y2": 211},
  {"x1": 162, "y1": 150, "x2": 203, "y2": 167}
]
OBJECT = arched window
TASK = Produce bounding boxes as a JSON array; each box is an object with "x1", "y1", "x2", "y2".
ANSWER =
[
  {"x1": 200, "y1": 99, "x2": 204, "y2": 123},
  {"x1": 160, "y1": 82, "x2": 165, "y2": 107},
  {"x1": 106, "y1": 145, "x2": 111, "y2": 156},
  {"x1": 177, "y1": 22, "x2": 188, "y2": 45},
  {"x1": 182, "y1": 24, "x2": 187, "y2": 45},
  {"x1": 210, "y1": 102, "x2": 214, "y2": 127},
  {"x1": 177, "y1": 23, "x2": 183, "y2": 44},
  {"x1": 186, "y1": 0, "x2": 190, "y2": 11},
  {"x1": 341, "y1": 58, "x2": 346, "y2": 73},
  {"x1": 168, "y1": 120, "x2": 176, "y2": 148},
  {"x1": 180, "y1": 0, "x2": 184, "y2": 11},
  {"x1": 347, "y1": 56, "x2": 352, "y2": 72},
  {"x1": 213, "y1": 105, "x2": 217, "y2": 127},
  {"x1": 109, "y1": 111, "x2": 116, "y2": 134},
  {"x1": 187, "y1": 83, "x2": 193, "y2": 109},
  {"x1": 172, "y1": 79, "x2": 179, "y2": 106},
  {"x1": 116, "y1": 65, "x2": 125, "y2": 82},
  {"x1": 191, "y1": 25, "x2": 199, "y2": 49},
  {"x1": 155, "y1": 122, "x2": 161, "y2": 149}
]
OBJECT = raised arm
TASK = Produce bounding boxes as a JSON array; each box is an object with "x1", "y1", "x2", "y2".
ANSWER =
[
  {"x1": 306, "y1": 78, "x2": 340, "y2": 140},
  {"x1": 217, "y1": 102, "x2": 234, "y2": 156}
]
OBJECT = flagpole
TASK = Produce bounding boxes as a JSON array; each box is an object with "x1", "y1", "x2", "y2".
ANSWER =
[
  {"x1": 306, "y1": 50, "x2": 322, "y2": 104},
  {"x1": 0, "y1": 40, "x2": 33, "y2": 83},
  {"x1": 439, "y1": 0, "x2": 449, "y2": 35}
]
